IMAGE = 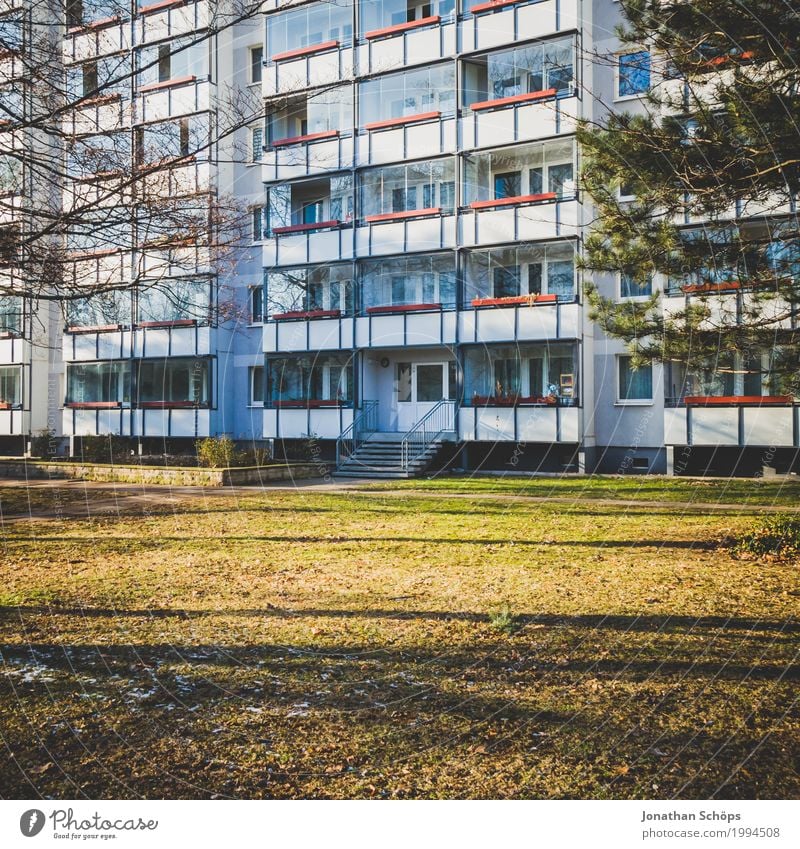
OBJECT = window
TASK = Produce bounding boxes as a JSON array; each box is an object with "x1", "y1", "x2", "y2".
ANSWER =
[
  {"x1": 359, "y1": 160, "x2": 455, "y2": 219},
  {"x1": 464, "y1": 242, "x2": 576, "y2": 303},
  {"x1": 250, "y1": 46, "x2": 263, "y2": 84},
  {"x1": 0, "y1": 365, "x2": 21, "y2": 406},
  {"x1": 548, "y1": 163, "x2": 574, "y2": 197},
  {"x1": 251, "y1": 127, "x2": 263, "y2": 162},
  {"x1": 359, "y1": 63, "x2": 455, "y2": 126},
  {"x1": 137, "y1": 357, "x2": 210, "y2": 405},
  {"x1": 267, "y1": 1, "x2": 353, "y2": 57},
  {"x1": 360, "y1": 0, "x2": 454, "y2": 33},
  {"x1": 266, "y1": 264, "x2": 353, "y2": 317},
  {"x1": 618, "y1": 50, "x2": 650, "y2": 97},
  {"x1": 359, "y1": 253, "x2": 456, "y2": 311},
  {"x1": 137, "y1": 280, "x2": 210, "y2": 324},
  {"x1": 250, "y1": 365, "x2": 265, "y2": 404},
  {"x1": 620, "y1": 274, "x2": 653, "y2": 298},
  {"x1": 267, "y1": 354, "x2": 354, "y2": 406},
  {"x1": 66, "y1": 290, "x2": 132, "y2": 328},
  {"x1": 463, "y1": 343, "x2": 577, "y2": 404},
  {"x1": 494, "y1": 172, "x2": 521, "y2": 200},
  {"x1": 137, "y1": 38, "x2": 208, "y2": 88},
  {"x1": 618, "y1": 356, "x2": 653, "y2": 401},
  {"x1": 252, "y1": 206, "x2": 265, "y2": 241},
  {"x1": 250, "y1": 285, "x2": 264, "y2": 322},
  {"x1": 0, "y1": 295, "x2": 22, "y2": 334},
  {"x1": 66, "y1": 362, "x2": 131, "y2": 404}
]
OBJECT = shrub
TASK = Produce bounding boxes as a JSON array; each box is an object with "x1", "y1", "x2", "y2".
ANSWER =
[
  {"x1": 30, "y1": 428, "x2": 56, "y2": 458},
  {"x1": 196, "y1": 436, "x2": 245, "y2": 468},
  {"x1": 736, "y1": 515, "x2": 800, "y2": 561},
  {"x1": 73, "y1": 435, "x2": 135, "y2": 464},
  {"x1": 488, "y1": 602, "x2": 520, "y2": 635}
]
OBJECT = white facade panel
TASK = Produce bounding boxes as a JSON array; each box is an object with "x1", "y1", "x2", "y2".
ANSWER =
[
  {"x1": 367, "y1": 315, "x2": 406, "y2": 348},
  {"x1": 475, "y1": 308, "x2": 516, "y2": 342},
  {"x1": 309, "y1": 408, "x2": 350, "y2": 439},
  {"x1": 559, "y1": 406, "x2": 580, "y2": 442},
  {"x1": 405, "y1": 312, "x2": 444, "y2": 346},
  {"x1": 742, "y1": 407, "x2": 794, "y2": 447},
  {"x1": 308, "y1": 319, "x2": 346, "y2": 350},
  {"x1": 691, "y1": 408, "x2": 739, "y2": 445},
  {"x1": 664, "y1": 408, "x2": 688, "y2": 445},
  {"x1": 516, "y1": 305, "x2": 559, "y2": 340},
  {"x1": 0, "y1": 409, "x2": 26, "y2": 436},
  {"x1": 517, "y1": 406, "x2": 558, "y2": 442},
  {"x1": 475, "y1": 407, "x2": 515, "y2": 441},
  {"x1": 276, "y1": 321, "x2": 308, "y2": 351}
]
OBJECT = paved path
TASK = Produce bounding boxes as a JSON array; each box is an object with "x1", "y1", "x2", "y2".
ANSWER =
[{"x1": 1, "y1": 476, "x2": 799, "y2": 521}]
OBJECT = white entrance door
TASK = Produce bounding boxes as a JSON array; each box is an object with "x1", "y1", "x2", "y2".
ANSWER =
[{"x1": 396, "y1": 361, "x2": 452, "y2": 432}]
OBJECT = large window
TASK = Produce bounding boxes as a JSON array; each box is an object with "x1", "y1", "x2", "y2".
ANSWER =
[
  {"x1": 137, "y1": 357, "x2": 210, "y2": 405},
  {"x1": 135, "y1": 115, "x2": 209, "y2": 165},
  {"x1": 267, "y1": 175, "x2": 353, "y2": 231},
  {"x1": 465, "y1": 242, "x2": 576, "y2": 302},
  {"x1": 463, "y1": 343, "x2": 577, "y2": 405},
  {"x1": 67, "y1": 54, "x2": 131, "y2": 100},
  {"x1": 66, "y1": 290, "x2": 132, "y2": 328},
  {"x1": 666, "y1": 354, "x2": 767, "y2": 403},
  {"x1": 269, "y1": 86, "x2": 353, "y2": 142},
  {"x1": 67, "y1": 209, "x2": 131, "y2": 254},
  {"x1": 620, "y1": 273, "x2": 653, "y2": 298},
  {"x1": 462, "y1": 37, "x2": 574, "y2": 105},
  {"x1": 360, "y1": 253, "x2": 456, "y2": 311},
  {"x1": 138, "y1": 38, "x2": 208, "y2": 88},
  {"x1": 0, "y1": 295, "x2": 22, "y2": 334},
  {"x1": 359, "y1": 64, "x2": 455, "y2": 126},
  {"x1": 267, "y1": 1, "x2": 353, "y2": 57},
  {"x1": 67, "y1": 132, "x2": 131, "y2": 177},
  {"x1": 66, "y1": 362, "x2": 131, "y2": 404},
  {"x1": 137, "y1": 280, "x2": 211, "y2": 324},
  {"x1": 0, "y1": 154, "x2": 22, "y2": 195},
  {"x1": 0, "y1": 85, "x2": 23, "y2": 124},
  {"x1": 266, "y1": 264, "x2": 354, "y2": 318},
  {"x1": 617, "y1": 50, "x2": 650, "y2": 97},
  {"x1": 359, "y1": 159, "x2": 455, "y2": 219},
  {"x1": 0, "y1": 13, "x2": 23, "y2": 52},
  {"x1": 66, "y1": 0, "x2": 126, "y2": 29},
  {"x1": 267, "y1": 353, "x2": 354, "y2": 407},
  {"x1": 250, "y1": 365, "x2": 265, "y2": 405},
  {"x1": 0, "y1": 365, "x2": 21, "y2": 407},
  {"x1": 618, "y1": 356, "x2": 653, "y2": 401},
  {"x1": 359, "y1": 0, "x2": 455, "y2": 34},
  {"x1": 463, "y1": 140, "x2": 575, "y2": 204}
]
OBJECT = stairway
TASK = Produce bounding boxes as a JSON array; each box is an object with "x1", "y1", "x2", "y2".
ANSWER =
[{"x1": 335, "y1": 433, "x2": 446, "y2": 478}]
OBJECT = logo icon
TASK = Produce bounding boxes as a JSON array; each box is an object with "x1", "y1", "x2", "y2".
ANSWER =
[{"x1": 20, "y1": 810, "x2": 45, "y2": 837}]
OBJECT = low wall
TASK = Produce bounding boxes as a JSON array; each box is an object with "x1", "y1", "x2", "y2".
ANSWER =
[{"x1": 0, "y1": 459, "x2": 324, "y2": 487}]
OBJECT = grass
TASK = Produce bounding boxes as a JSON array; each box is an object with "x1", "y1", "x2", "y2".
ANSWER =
[
  {"x1": 0, "y1": 481, "x2": 798, "y2": 799},
  {"x1": 353, "y1": 474, "x2": 800, "y2": 506}
]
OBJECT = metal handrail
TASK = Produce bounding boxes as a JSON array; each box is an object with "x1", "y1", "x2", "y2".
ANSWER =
[
  {"x1": 336, "y1": 400, "x2": 379, "y2": 467},
  {"x1": 400, "y1": 399, "x2": 455, "y2": 470}
]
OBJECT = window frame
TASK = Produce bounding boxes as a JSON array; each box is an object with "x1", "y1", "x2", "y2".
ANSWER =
[
  {"x1": 615, "y1": 49, "x2": 651, "y2": 101},
  {"x1": 616, "y1": 354, "x2": 654, "y2": 405}
]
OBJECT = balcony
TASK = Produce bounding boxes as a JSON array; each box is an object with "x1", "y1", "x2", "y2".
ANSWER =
[
  {"x1": 462, "y1": 0, "x2": 579, "y2": 53},
  {"x1": 264, "y1": 41, "x2": 353, "y2": 97},
  {"x1": 137, "y1": 0, "x2": 209, "y2": 46},
  {"x1": 0, "y1": 407, "x2": 26, "y2": 436},
  {"x1": 263, "y1": 86, "x2": 353, "y2": 181},
  {"x1": 664, "y1": 400, "x2": 798, "y2": 448},
  {"x1": 357, "y1": 62, "x2": 456, "y2": 165},
  {"x1": 137, "y1": 75, "x2": 211, "y2": 122},
  {"x1": 459, "y1": 403, "x2": 580, "y2": 442},
  {"x1": 357, "y1": 0, "x2": 456, "y2": 75},
  {"x1": 63, "y1": 406, "x2": 212, "y2": 437},
  {"x1": 63, "y1": 12, "x2": 129, "y2": 63}
]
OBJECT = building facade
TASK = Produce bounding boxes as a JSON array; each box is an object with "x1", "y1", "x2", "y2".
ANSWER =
[{"x1": 0, "y1": 0, "x2": 798, "y2": 475}]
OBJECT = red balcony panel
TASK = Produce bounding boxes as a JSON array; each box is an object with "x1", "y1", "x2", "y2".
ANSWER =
[
  {"x1": 472, "y1": 294, "x2": 557, "y2": 307},
  {"x1": 67, "y1": 15, "x2": 121, "y2": 34},
  {"x1": 138, "y1": 0, "x2": 186, "y2": 14},
  {"x1": 366, "y1": 303, "x2": 442, "y2": 314},
  {"x1": 684, "y1": 395, "x2": 793, "y2": 406},
  {"x1": 364, "y1": 111, "x2": 441, "y2": 131},
  {"x1": 681, "y1": 281, "x2": 741, "y2": 293},
  {"x1": 138, "y1": 75, "x2": 196, "y2": 93},
  {"x1": 471, "y1": 0, "x2": 528, "y2": 13},
  {"x1": 273, "y1": 309, "x2": 341, "y2": 320},
  {"x1": 271, "y1": 130, "x2": 339, "y2": 148},
  {"x1": 272, "y1": 220, "x2": 341, "y2": 235},
  {"x1": 65, "y1": 401, "x2": 122, "y2": 409},
  {"x1": 273, "y1": 399, "x2": 344, "y2": 408},
  {"x1": 272, "y1": 40, "x2": 339, "y2": 62},
  {"x1": 136, "y1": 319, "x2": 197, "y2": 329},
  {"x1": 67, "y1": 324, "x2": 123, "y2": 334},
  {"x1": 470, "y1": 88, "x2": 558, "y2": 111},
  {"x1": 469, "y1": 192, "x2": 557, "y2": 210},
  {"x1": 365, "y1": 207, "x2": 440, "y2": 223},
  {"x1": 365, "y1": 16, "x2": 441, "y2": 40},
  {"x1": 139, "y1": 400, "x2": 200, "y2": 408},
  {"x1": 471, "y1": 395, "x2": 558, "y2": 406}
]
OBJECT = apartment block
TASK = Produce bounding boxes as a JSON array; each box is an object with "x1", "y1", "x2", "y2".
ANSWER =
[{"x1": 0, "y1": 0, "x2": 797, "y2": 476}]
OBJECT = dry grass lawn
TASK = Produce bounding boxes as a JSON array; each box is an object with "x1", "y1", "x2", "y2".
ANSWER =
[{"x1": 0, "y1": 480, "x2": 798, "y2": 799}]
